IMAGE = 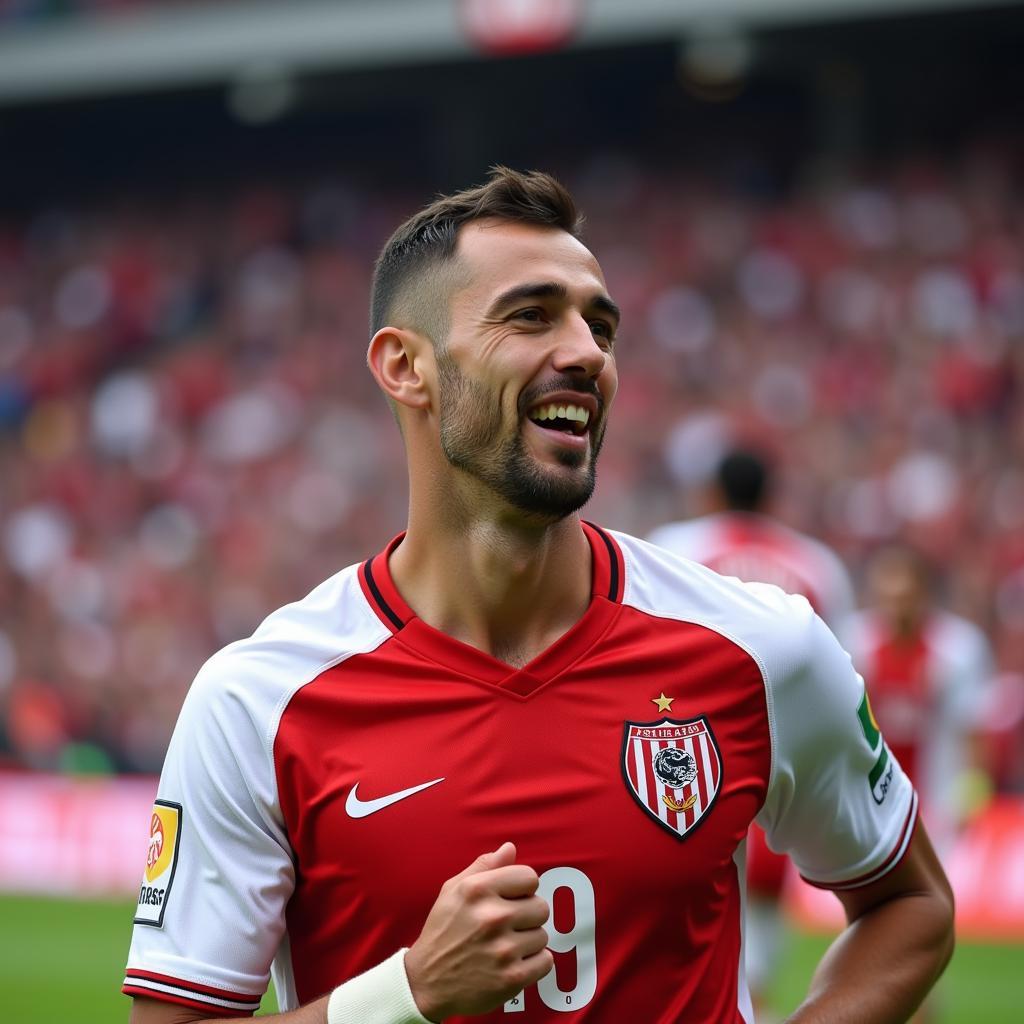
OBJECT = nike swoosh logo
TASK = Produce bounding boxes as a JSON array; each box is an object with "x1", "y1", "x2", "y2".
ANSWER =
[{"x1": 345, "y1": 777, "x2": 446, "y2": 819}]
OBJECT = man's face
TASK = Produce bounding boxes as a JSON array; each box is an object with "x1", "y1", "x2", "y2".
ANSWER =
[
  {"x1": 870, "y1": 557, "x2": 928, "y2": 635},
  {"x1": 434, "y1": 220, "x2": 619, "y2": 521}
]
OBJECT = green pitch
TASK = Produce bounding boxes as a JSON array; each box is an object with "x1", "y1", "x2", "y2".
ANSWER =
[
  {"x1": 0, "y1": 895, "x2": 279, "y2": 1022},
  {"x1": 766, "y1": 929, "x2": 1023, "y2": 1023},
  {"x1": 0, "y1": 893, "x2": 1020, "y2": 1022}
]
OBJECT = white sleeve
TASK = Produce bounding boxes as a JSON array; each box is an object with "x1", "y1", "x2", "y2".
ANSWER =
[
  {"x1": 757, "y1": 609, "x2": 918, "y2": 889},
  {"x1": 123, "y1": 655, "x2": 294, "y2": 1015}
]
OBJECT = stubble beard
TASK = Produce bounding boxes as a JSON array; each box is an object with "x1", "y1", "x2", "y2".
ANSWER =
[{"x1": 436, "y1": 352, "x2": 603, "y2": 521}]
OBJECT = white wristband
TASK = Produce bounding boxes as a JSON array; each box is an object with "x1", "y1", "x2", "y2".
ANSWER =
[{"x1": 326, "y1": 948, "x2": 435, "y2": 1024}]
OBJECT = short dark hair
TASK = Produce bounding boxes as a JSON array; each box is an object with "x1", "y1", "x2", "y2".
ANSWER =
[
  {"x1": 717, "y1": 449, "x2": 771, "y2": 511},
  {"x1": 370, "y1": 166, "x2": 583, "y2": 343}
]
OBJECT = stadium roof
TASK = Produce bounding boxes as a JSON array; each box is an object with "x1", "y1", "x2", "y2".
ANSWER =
[{"x1": 0, "y1": 0, "x2": 1016, "y2": 106}]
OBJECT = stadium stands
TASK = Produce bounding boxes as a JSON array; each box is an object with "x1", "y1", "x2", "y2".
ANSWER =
[{"x1": 0, "y1": 147, "x2": 1021, "y2": 785}]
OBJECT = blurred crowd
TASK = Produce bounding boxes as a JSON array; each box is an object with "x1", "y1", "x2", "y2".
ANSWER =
[{"x1": 0, "y1": 148, "x2": 1022, "y2": 782}]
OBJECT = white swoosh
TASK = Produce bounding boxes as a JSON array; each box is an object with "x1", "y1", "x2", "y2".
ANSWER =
[{"x1": 345, "y1": 777, "x2": 446, "y2": 819}]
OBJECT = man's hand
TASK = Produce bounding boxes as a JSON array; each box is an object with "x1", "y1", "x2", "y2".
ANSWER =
[{"x1": 404, "y1": 842, "x2": 553, "y2": 1021}]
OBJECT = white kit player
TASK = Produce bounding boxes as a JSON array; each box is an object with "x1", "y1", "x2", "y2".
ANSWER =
[
  {"x1": 647, "y1": 449, "x2": 857, "y2": 1007},
  {"x1": 125, "y1": 170, "x2": 953, "y2": 1024}
]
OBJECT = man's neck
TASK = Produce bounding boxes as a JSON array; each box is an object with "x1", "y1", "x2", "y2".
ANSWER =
[{"x1": 388, "y1": 511, "x2": 593, "y2": 669}]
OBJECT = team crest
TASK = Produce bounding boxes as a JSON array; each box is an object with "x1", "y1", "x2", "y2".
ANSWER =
[{"x1": 622, "y1": 717, "x2": 722, "y2": 839}]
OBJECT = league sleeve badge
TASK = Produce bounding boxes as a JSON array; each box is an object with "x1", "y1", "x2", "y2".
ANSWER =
[
  {"x1": 857, "y1": 691, "x2": 895, "y2": 805},
  {"x1": 622, "y1": 716, "x2": 722, "y2": 839},
  {"x1": 134, "y1": 799, "x2": 182, "y2": 927}
]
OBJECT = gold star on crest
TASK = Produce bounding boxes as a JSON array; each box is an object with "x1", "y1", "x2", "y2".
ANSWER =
[{"x1": 651, "y1": 692, "x2": 675, "y2": 713}]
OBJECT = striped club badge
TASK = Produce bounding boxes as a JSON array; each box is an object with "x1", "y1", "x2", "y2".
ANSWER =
[{"x1": 622, "y1": 717, "x2": 722, "y2": 840}]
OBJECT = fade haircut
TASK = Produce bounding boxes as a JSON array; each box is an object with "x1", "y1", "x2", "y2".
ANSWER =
[{"x1": 370, "y1": 166, "x2": 583, "y2": 347}]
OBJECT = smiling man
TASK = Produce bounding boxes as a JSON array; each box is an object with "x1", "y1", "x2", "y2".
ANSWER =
[{"x1": 125, "y1": 168, "x2": 954, "y2": 1024}]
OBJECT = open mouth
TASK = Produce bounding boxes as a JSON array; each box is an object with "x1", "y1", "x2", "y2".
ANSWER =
[{"x1": 526, "y1": 401, "x2": 592, "y2": 437}]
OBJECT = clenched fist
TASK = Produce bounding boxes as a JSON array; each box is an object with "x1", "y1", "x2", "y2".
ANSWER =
[{"x1": 404, "y1": 842, "x2": 553, "y2": 1021}]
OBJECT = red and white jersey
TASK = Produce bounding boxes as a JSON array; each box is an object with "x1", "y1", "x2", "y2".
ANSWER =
[
  {"x1": 842, "y1": 610, "x2": 992, "y2": 841},
  {"x1": 124, "y1": 523, "x2": 915, "y2": 1023},
  {"x1": 646, "y1": 513, "x2": 856, "y2": 628}
]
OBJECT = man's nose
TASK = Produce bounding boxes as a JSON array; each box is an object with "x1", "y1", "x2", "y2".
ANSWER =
[{"x1": 552, "y1": 316, "x2": 609, "y2": 379}]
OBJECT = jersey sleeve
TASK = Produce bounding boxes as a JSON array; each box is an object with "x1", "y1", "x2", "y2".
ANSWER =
[
  {"x1": 123, "y1": 654, "x2": 295, "y2": 1016},
  {"x1": 757, "y1": 606, "x2": 918, "y2": 889}
]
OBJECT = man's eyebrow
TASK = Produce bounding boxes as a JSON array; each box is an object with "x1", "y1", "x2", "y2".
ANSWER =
[
  {"x1": 590, "y1": 294, "x2": 621, "y2": 329},
  {"x1": 487, "y1": 281, "x2": 621, "y2": 327},
  {"x1": 487, "y1": 281, "x2": 568, "y2": 316}
]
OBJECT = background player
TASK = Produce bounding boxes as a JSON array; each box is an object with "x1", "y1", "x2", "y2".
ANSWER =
[
  {"x1": 843, "y1": 545, "x2": 995, "y2": 855},
  {"x1": 647, "y1": 448, "x2": 856, "y2": 628},
  {"x1": 125, "y1": 169, "x2": 953, "y2": 1024},
  {"x1": 842, "y1": 545, "x2": 995, "y2": 1023},
  {"x1": 647, "y1": 447, "x2": 857, "y2": 1012}
]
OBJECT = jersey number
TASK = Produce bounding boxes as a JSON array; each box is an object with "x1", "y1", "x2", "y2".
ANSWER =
[{"x1": 503, "y1": 867, "x2": 596, "y2": 1014}]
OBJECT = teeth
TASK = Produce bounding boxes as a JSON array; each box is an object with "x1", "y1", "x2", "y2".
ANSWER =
[{"x1": 529, "y1": 402, "x2": 590, "y2": 426}]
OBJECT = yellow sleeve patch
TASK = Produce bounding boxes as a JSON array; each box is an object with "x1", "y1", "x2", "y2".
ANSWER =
[{"x1": 135, "y1": 800, "x2": 182, "y2": 927}]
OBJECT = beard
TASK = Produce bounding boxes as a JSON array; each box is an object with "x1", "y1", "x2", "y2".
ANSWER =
[{"x1": 436, "y1": 351, "x2": 604, "y2": 520}]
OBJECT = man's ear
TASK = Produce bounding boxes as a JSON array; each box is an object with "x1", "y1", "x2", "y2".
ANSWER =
[{"x1": 367, "y1": 327, "x2": 433, "y2": 411}]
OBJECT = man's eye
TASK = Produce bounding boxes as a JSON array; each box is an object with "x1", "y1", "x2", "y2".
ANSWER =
[
  {"x1": 590, "y1": 321, "x2": 616, "y2": 344},
  {"x1": 514, "y1": 308, "x2": 544, "y2": 322}
]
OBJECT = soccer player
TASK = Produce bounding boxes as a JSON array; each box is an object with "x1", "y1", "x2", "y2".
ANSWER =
[
  {"x1": 646, "y1": 449, "x2": 856, "y2": 628},
  {"x1": 842, "y1": 545, "x2": 994, "y2": 853},
  {"x1": 125, "y1": 169, "x2": 953, "y2": 1024},
  {"x1": 646, "y1": 449, "x2": 857, "y2": 1010}
]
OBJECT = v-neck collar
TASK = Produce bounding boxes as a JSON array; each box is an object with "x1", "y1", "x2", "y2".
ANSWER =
[{"x1": 357, "y1": 521, "x2": 625, "y2": 698}]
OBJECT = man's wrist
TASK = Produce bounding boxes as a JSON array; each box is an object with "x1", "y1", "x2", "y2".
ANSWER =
[{"x1": 326, "y1": 948, "x2": 437, "y2": 1024}]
